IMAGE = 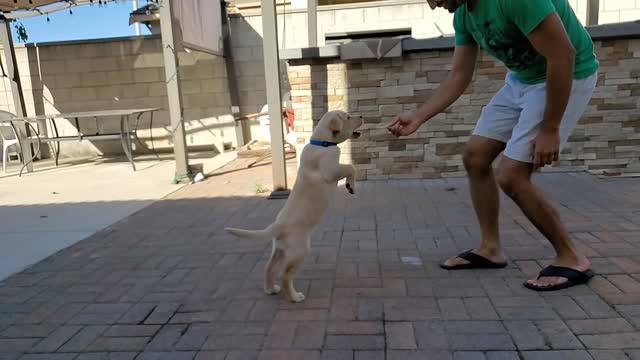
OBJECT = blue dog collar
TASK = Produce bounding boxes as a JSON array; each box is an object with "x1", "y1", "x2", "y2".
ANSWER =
[{"x1": 310, "y1": 139, "x2": 338, "y2": 147}]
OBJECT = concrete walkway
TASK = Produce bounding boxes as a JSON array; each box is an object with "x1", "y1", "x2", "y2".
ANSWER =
[
  {"x1": 0, "y1": 152, "x2": 234, "y2": 281},
  {"x1": 0, "y1": 157, "x2": 639, "y2": 360}
]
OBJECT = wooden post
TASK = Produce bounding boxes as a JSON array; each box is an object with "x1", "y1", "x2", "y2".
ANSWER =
[
  {"x1": 159, "y1": 0, "x2": 190, "y2": 182},
  {"x1": 0, "y1": 16, "x2": 33, "y2": 173},
  {"x1": 261, "y1": 0, "x2": 289, "y2": 198}
]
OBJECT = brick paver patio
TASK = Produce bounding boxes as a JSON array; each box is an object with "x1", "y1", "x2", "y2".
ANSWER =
[{"x1": 1, "y1": 157, "x2": 639, "y2": 360}]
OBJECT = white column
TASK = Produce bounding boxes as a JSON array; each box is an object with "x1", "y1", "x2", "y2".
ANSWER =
[
  {"x1": 159, "y1": 0, "x2": 190, "y2": 181},
  {"x1": 261, "y1": 0, "x2": 289, "y2": 198}
]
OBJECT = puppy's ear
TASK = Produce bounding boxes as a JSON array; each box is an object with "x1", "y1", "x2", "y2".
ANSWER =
[{"x1": 329, "y1": 116, "x2": 343, "y2": 137}]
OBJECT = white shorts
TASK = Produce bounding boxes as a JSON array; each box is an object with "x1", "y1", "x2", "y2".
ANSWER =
[{"x1": 473, "y1": 71, "x2": 598, "y2": 163}]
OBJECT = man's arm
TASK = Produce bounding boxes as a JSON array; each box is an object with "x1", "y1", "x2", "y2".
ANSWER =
[
  {"x1": 527, "y1": 12, "x2": 575, "y2": 133},
  {"x1": 526, "y1": 12, "x2": 576, "y2": 168},
  {"x1": 387, "y1": 44, "x2": 478, "y2": 136},
  {"x1": 414, "y1": 44, "x2": 479, "y2": 123}
]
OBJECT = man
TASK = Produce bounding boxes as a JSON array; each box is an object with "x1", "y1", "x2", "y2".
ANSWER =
[{"x1": 388, "y1": 0, "x2": 599, "y2": 291}]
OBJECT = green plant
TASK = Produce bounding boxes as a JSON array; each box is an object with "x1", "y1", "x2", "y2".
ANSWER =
[
  {"x1": 14, "y1": 21, "x2": 28, "y2": 43},
  {"x1": 254, "y1": 183, "x2": 268, "y2": 194}
]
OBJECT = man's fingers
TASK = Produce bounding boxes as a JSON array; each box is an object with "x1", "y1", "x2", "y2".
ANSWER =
[
  {"x1": 386, "y1": 118, "x2": 400, "y2": 129},
  {"x1": 533, "y1": 151, "x2": 541, "y2": 170},
  {"x1": 545, "y1": 153, "x2": 553, "y2": 165}
]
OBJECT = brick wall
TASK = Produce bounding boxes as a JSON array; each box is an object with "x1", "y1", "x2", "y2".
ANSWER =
[{"x1": 287, "y1": 38, "x2": 640, "y2": 180}]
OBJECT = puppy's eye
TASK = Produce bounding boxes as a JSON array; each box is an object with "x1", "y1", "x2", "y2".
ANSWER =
[{"x1": 332, "y1": 130, "x2": 340, "y2": 137}]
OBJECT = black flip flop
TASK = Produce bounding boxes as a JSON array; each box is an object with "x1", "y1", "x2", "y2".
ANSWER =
[
  {"x1": 524, "y1": 265, "x2": 595, "y2": 292},
  {"x1": 439, "y1": 250, "x2": 508, "y2": 270}
]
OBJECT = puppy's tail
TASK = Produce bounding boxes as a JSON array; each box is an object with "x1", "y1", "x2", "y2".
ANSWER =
[{"x1": 225, "y1": 223, "x2": 280, "y2": 241}]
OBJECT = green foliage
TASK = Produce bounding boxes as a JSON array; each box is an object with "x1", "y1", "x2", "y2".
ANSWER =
[{"x1": 14, "y1": 21, "x2": 28, "y2": 43}]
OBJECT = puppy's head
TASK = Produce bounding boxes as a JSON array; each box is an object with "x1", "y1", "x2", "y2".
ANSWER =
[{"x1": 315, "y1": 110, "x2": 363, "y2": 144}]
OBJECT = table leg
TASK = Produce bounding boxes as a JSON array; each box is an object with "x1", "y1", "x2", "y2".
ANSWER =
[
  {"x1": 49, "y1": 118, "x2": 60, "y2": 167},
  {"x1": 19, "y1": 121, "x2": 42, "y2": 177},
  {"x1": 133, "y1": 111, "x2": 159, "y2": 159},
  {"x1": 120, "y1": 115, "x2": 136, "y2": 171}
]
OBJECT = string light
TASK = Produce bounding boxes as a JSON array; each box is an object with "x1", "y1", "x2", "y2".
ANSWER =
[{"x1": 3, "y1": 0, "x2": 123, "y2": 20}]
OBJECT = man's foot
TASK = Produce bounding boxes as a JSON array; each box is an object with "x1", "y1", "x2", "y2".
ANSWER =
[
  {"x1": 524, "y1": 256, "x2": 592, "y2": 291},
  {"x1": 440, "y1": 248, "x2": 507, "y2": 270}
]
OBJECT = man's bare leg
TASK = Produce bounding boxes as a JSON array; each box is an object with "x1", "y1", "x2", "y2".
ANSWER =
[
  {"x1": 497, "y1": 157, "x2": 591, "y2": 287},
  {"x1": 442, "y1": 135, "x2": 508, "y2": 267}
]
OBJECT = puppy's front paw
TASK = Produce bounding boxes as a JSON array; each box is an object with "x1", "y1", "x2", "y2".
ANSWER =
[
  {"x1": 288, "y1": 292, "x2": 306, "y2": 303},
  {"x1": 265, "y1": 285, "x2": 281, "y2": 295},
  {"x1": 346, "y1": 183, "x2": 354, "y2": 195}
]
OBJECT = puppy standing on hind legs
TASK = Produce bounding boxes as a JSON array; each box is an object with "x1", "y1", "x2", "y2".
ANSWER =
[{"x1": 225, "y1": 110, "x2": 363, "y2": 302}]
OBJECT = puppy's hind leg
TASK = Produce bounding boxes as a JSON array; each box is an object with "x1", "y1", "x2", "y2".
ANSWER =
[
  {"x1": 282, "y1": 253, "x2": 306, "y2": 302},
  {"x1": 264, "y1": 240, "x2": 284, "y2": 295},
  {"x1": 281, "y1": 237, "x2": 310, "y2": 303}
]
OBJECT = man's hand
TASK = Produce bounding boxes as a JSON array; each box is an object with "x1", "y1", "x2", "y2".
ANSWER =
[
  {"x1": 387, "y1": 112, "x2": 422, "y2": 137},
  {"x1": 525, "y1": 12, "x2": 575, "y2": 171},
  {"x1": 532, "y1": 129, "x2": 560, "y2": 170},
  {"x1": 385, "y1": 44, "x2": 478, "y2": 138}
]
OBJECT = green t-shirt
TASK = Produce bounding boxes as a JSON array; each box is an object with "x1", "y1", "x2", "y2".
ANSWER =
[{"x1": 454, "y1": 0, "x2": 599, "y2": 84}]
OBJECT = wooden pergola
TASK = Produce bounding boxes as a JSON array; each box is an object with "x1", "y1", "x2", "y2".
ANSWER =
[
  {"x1": 0, "y1": 0, "x2": 195, "y2": 181},
  {"x1": 0, "y1": 0, "x2": 312, "y2": 194}
]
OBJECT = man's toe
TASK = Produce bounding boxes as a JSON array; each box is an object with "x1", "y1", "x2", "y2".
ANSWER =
[
  {"x1": 446, "y1": 257, "x2": 470, "y2": 267},
  {"x1": 530, "y1": 276, "x2": 568, "y2": 288}
]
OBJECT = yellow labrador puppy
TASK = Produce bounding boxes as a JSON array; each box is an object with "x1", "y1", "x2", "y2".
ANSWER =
[{"x1": 226, "y1": 110, "x2": 363, "y2": 302}]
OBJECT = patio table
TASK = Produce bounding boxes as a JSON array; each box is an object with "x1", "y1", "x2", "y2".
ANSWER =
[{"x1": 0, "y1": 108, "x2": 160, "y2": 175}]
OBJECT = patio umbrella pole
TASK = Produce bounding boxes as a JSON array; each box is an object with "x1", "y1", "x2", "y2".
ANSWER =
[{"x1": 0, "y1": 16, "x2": 33, "y2": 173}]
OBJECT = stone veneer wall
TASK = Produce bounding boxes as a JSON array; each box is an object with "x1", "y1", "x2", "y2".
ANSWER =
[{"x1": 287, "y1": 37, "x2": 640, "y2": 180}]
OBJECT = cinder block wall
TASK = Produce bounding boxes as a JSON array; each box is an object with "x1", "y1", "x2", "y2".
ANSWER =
[
  {"x1": 0, "y1": 37, "x2": 239, "y2": 158},
  {"x1": 287, "y1": 38, "x2": 640, "y2": 180},
  {"x1": 0, "y1": 13, "x2": 294, "y2": 159}
]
